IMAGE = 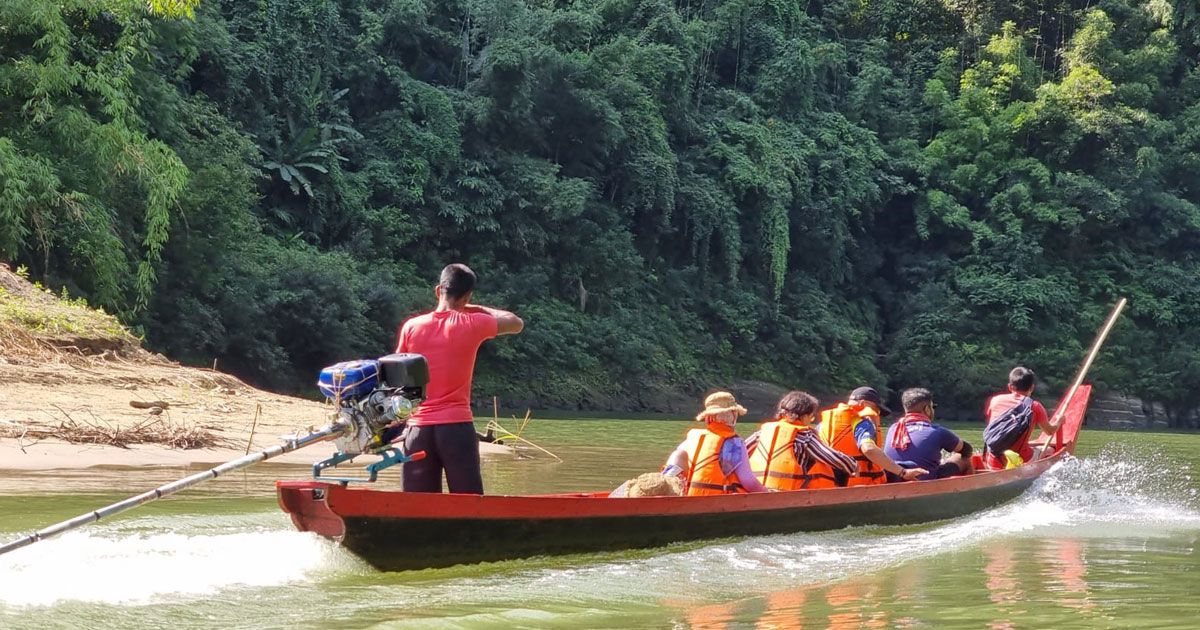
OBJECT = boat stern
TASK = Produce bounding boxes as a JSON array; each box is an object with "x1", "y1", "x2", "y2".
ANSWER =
[{"x1": 276, "y1": 480, "x2": 346, "y2": 540}]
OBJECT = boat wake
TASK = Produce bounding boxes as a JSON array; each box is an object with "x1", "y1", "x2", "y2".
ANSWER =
[
  {"x1": 0, "y1": 513, "x2": 347, "y2": 608},
  {"x1": 1, "y1": 444, "x2": 1196, "y2": 613},
  {"x1": 399, "y1": 445, "x2": 1200, "y2": 611}
]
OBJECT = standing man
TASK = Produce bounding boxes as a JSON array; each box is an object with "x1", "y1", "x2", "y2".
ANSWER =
[
  {"x1": 884, "y1": 388, "x2": 973, "y2": 481},
  {"x1": 396, "y1": 264, "x2": 523, "y2": 494}
]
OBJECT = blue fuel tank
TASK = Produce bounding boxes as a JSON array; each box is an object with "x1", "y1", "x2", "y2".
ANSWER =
[{"x1": 317, "y1": 360, "x2": 380, "y2": 402}]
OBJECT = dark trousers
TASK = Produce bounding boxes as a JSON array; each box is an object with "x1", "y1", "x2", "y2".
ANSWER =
[{"x1": 402, "y1": 422, "x2": 483, "y2": 494}]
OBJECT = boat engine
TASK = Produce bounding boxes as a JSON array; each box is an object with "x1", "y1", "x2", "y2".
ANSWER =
[{"x1": 312, "y1": 353, "x2": 430, "y2": 483}]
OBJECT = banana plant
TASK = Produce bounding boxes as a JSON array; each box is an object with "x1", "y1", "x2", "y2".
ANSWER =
[{"x1": 263, "y1": 111, "x2": 359, "y2": 197}]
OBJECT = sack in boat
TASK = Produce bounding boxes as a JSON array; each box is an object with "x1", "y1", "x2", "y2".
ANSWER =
[
  {"x1": 983, "y1": 397, "x2": 1035, "y2": 458},
  {"x1": 610, "y1": 472, "x2": 683, "y2": 498}
]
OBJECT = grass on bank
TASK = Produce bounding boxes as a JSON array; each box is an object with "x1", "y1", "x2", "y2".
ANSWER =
[{"x1": 0, "y1": 265, "x2": 138, "y2": 359}]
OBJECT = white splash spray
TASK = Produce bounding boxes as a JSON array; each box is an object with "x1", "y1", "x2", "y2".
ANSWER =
[
  {"x1": 0, "y1": 515, "x2": 347, "y2": 608},
  {"x1": 1, "y1": 445, "x2": 1196, "y2": 612}
]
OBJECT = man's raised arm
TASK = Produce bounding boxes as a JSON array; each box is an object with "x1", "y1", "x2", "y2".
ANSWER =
[{"x1": 467, "y1": 304, "x2": 524, "y2": 335}]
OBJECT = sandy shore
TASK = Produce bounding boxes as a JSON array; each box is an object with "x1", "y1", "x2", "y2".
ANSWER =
[
  {"x1": 0, "y1": 357, "x2": 511, "y2": 471},
  {"x1": 0, "y1": 438, "x2": 513, "y2": 471}
]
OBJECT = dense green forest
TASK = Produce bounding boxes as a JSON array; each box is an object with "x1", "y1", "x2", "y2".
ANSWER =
[{"x1": 2, "y1": 0, "x2": 1199, "y2": 425}]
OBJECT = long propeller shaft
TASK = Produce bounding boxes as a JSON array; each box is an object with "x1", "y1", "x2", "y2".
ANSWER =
[{"x1": 0, "y1": 422, "x2": 347, "y2": 557}]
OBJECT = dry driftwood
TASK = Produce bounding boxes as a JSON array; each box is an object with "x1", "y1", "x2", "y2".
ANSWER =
[
  {"x1": 129, "y1": 400, "x2": 170, "y2": 409},
  {"x1": 0, "y1": 415, "x2": 228, "y2": 450}
]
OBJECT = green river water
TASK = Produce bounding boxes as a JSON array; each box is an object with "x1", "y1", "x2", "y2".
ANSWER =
[{"x1": 1, "y1": 418, "x2": 1198, "y2": 629}]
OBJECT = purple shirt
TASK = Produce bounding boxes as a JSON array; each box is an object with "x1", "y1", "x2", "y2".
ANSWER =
[{"x1": 883, "y1": 420, "x2": 961, "y2": 480}]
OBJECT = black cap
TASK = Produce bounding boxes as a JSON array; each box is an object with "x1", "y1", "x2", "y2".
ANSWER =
[{"x1": 849, "y1": 386, "x2": 892, "y2": 417}]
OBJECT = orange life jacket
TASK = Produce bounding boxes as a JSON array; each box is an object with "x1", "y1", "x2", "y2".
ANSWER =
[
  {"x1": 749, "y1": 419, "x2": 837, "y2": 490},
  {"x1": 818, "y1": 402, "x2": 885, "y2": 486},
  {"x1": 682, "y1": 422, "x2": 744, "y2": 496}
]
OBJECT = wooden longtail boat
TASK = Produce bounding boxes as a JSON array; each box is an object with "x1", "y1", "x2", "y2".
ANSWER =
[{"x1": 276, "y1": 385, "x2": 1091, "y2": 571}]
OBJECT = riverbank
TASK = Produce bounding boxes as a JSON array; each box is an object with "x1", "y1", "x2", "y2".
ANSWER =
[
  {"x1": 0, "y1": 354, "x2": 514, "y2": 471},
  {"x1": 0, "y1": 265, "x2": 510, "y2": 471},
  {"x1": 0, "y1": 358, "x2": 513, "y2": 472}
]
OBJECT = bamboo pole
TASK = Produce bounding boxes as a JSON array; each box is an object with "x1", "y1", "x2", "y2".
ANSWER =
[
  {"x1": 1039, "y1": 297, "x2": 1128, "y2": 448},
  {"x1": 244, "y1": 403, "x2": 261, "y2": 456}
]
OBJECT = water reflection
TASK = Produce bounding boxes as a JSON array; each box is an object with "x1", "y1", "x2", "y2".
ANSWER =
[
  {"x1": 754, "y1": 588, "x2": 806, "y2": 629},
  {"x1": 1044, "y1": 538, "x2": 1093, "y2": 614},
  {"x1": 665, "y1": 536, "x2": 1097, "y2": 629},
  {"x1": 5, "y1": 422, "x2": 1200, "y2": 629}
]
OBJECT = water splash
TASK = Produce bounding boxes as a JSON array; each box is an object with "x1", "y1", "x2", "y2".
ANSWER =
[
  {"x1": 0, "y1": 522, "x2": 347, "y2": 608},
  {"x1": 1032, "y1": 444, "x2": 1200, "y2": 521},
  {"x1": 1, "y1": 447, "x2": 1196, "y2": 612},
  {"x1": 402, "y1": 448, "x2": 1200, "y2": 607}
]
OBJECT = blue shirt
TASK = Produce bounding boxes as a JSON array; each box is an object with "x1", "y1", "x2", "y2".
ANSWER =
[
  {"x1": 853, "y1": 418, "x2": 877, "y2": 445},
  {"x1": 883, "y1": 420, "x2": 961, "y2": 480},
  {"x1": 718, "y1": 437, "x2": 749, "y2": 475}
]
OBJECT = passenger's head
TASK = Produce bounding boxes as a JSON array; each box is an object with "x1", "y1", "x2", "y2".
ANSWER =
[
  {"x1": 1008, "y1": 366, "x2": 1036, "y2": 394},
  {"x1": 776, "y1": 391, "x2": 819, "y2": 423},
  {"x1": 848, "y1": 386, "x2": 891, "y2": 417},
  {"x1": 436, "y1": 263, "x2": 476, "y2": 305},
  {"x1": 696, "y1": 391, "x2": 748, "y2": 426},
  {"x1": 901, "y1": 388, "x2": 935, "y2": 416}
]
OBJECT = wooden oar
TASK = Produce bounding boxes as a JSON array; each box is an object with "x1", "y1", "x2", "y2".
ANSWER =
[{"x1": 1037, "y1": 297, "x2": 1128, "y2": 451}]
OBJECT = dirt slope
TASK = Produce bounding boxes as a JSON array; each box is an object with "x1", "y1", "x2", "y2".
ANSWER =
[{"x1": 0, "y1": 264, "x2": 507, "y2": 470}]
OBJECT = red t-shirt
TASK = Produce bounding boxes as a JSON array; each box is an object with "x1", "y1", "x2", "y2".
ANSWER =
[
  {"x1": 396, "y1": 309, "x2": 498, "y2": 426},
  {"x1": 984, "y1": 392, "x2": 1048, "y2": 467}
]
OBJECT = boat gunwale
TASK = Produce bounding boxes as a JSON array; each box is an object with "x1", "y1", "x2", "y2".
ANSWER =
[
  {"x1": 278, "y1": 384, "x2": 1090, "y2": 522},
  {"x1": 276, "y1": 449, "x2": 1065, "y2": 520}
]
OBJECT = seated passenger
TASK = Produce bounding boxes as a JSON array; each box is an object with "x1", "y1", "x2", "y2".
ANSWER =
[
  {"x1": 818, "y1": 387, "x2": 927, "y2": 485},
  {"x1": 983, "y1": 366, "x2": 1058, "y2": 469},
  {"x1": 747, "y1": 391, "x2": 857, "y2": 490},
  {"x1": 662, "y1": 392, "x2": 768, "y2": 496},
  {"x1": 884, "y1": 388, "x2": 973, "y2": 481}
]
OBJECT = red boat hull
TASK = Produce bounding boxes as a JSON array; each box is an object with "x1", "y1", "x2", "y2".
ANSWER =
[{"x1": 277, "y1": 387, "x2": 1090, "y2": 571}]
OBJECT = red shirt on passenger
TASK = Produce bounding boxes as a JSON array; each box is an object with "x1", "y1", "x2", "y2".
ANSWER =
[
  {"x1": 984, "y1": 392, "x2": 1048, "y2": 467},
  {"x1": 396, "y1": 310, "x2": 498, "y2": 426}
]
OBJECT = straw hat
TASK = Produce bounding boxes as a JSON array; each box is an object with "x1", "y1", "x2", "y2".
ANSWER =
[{"x1": 695, "y1": 391, "x2": 748, "y2": 421}]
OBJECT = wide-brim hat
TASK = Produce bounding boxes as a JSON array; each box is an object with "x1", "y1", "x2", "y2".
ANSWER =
[
  {"x1": 696, "y1": 391, "x2": 748, "y2": 421},
  {"x1": 849, "y1": 386, "x2": 893, "y2": 417}
]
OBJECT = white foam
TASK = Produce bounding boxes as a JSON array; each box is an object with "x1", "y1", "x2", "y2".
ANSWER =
[
  {"x1": 407, "y1": 450, "x2": 1200, "y2": 607},
  {"x1": 0, "y1": 529, "x2": 339, "y2": 607},
  {"x1": 1, "y1": 446, "x2": 1196, "y2": 611}
]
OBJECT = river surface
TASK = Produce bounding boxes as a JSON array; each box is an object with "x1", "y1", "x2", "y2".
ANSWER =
[{"x1": 1, "y1": 418, "x2": 1198, "y2": 629}]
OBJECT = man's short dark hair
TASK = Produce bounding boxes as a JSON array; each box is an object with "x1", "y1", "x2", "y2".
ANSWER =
[
  {"x1": 776, "y1": 391, "x2": 819, "y2": 419},
  {"x1": 1009, "y1": 366, "x2": 1036, "y2": 392},
  {"x1": 901, "y1": 388, "x2": 933, "y2": 412},
  {"x1": 439, "y1": 264, "x2": 476, "y2": 300}
]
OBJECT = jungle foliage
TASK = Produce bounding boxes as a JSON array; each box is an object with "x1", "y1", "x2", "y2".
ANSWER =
[{"x1": 2, "y1": 0, "x2": 1199, "y2": 426}]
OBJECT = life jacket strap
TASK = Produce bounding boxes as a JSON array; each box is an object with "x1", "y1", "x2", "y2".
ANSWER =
[
  {"x1": 852, "y1": 455, "x2": 884, "y2": 474},
  {"x1": 766, "y1": 470, "x2": 838, "y2": 482},
  {"x1": 688, "y1": 481, "x2": 745, "y2": 493}
]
